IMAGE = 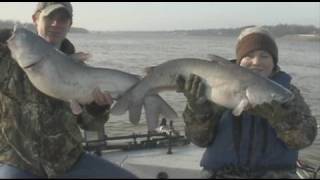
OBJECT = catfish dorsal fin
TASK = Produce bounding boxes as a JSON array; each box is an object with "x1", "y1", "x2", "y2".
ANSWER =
[{"x1": 207, "y1": 54, "x2": 231, "y2": 64}]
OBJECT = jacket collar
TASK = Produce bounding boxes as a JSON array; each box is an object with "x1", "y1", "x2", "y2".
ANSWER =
[{"x1": 60, "y1": 38, "x2": 75, "y2": 55}]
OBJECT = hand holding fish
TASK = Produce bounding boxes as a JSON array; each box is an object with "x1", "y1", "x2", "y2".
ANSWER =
[
  {"x1": 92, "y1": 87, "x2": 113, "y2": 106},
  {"x1": 176, "y1": 74, "x2": 225, "y2": 121},
  {"x1": 69, "y1": 87, "x2": 113, "y2": 115},
  {"x1": 248, "y1": 100, "x2": 292, "y2": 123},
  {"x1": 70, "y1": 52, "x2": 92, "y2": 63},
  {"x1": 176, "y1": 74, "x2": 209, "y2": 109}
]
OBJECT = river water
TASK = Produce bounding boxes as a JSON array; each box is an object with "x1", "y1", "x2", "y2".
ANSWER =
[{"x1": 68, "y1": 32, "x2": 320, "y2": 166}]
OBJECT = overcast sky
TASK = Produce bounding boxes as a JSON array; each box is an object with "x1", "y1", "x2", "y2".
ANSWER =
[{"x1": 1, "y1": 2, "x2": 319, "y2": 31}]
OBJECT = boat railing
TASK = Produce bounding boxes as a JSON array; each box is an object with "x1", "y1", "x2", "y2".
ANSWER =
[{"x1": 82, "y1": 118, "x2": 190, "y2": 156}]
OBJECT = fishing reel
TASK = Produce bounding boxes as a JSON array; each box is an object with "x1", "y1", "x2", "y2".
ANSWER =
[{"x1": 153, "y1": 118, "x2": 180, "y2": 137}]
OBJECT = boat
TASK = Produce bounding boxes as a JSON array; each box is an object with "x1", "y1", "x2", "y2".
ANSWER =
[{"x1": 82, "y1": 119, "x2": 320, "y2": 179}]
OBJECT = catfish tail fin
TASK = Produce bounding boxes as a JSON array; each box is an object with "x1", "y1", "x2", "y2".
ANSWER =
[
  {"x1": 111, "y1": 91, "x2": 144, "y2": 125},
  {"x1": 144, "y1": 94, "x2": 177, "y2": 130}
]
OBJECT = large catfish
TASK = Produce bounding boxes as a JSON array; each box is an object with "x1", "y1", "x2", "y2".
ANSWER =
[
  {"x1": 7, "y1": 26, "x2": 177, "y2": 130},
  {"x1": 112, "y1": 57, "x2": 294, "y2": 117}
]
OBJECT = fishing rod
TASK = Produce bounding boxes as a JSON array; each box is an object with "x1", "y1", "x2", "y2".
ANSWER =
[{"x1": 82, "y1": 118, "x2": 190, "y2": 155}]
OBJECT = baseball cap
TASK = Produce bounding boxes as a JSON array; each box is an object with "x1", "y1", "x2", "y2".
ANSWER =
[{"x1": 34, "y1": 2, "x2": 73, "y2": 18}]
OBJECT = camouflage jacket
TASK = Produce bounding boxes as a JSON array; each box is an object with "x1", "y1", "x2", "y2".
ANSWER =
[
  {"x1": 183, "y1": 69, "x2": 317, "y2": 149},
  {"x1": 0, "y1": 29, "x2": 109, "y2": 177}
]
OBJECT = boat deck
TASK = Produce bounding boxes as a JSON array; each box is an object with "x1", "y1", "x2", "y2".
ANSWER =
[{"x1": 102, "y1": 144, "x2": 205, "y2": 178}]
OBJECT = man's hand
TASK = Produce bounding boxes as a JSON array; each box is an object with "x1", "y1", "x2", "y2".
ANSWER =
[
  {"x1": 83, "y1": 87, "x2": 113, "y2": 116},
  {"x1": 176, "y1": 73, "x2": 208, "y2": 109},
  {"x1": 248, "y1": 100, "x2": 292, "y2": 122},
  {"x1": 92, "y1": 87, "x2": 113, "y2": 106},
  {"x1": 176, "y1": 74, "x2": 225, "y2": 121},
  {"x1": 70, "y1": 87, "x2": 113, "y2": 115},
  {"x1": 70, "y1": 52, "x2": 91, "y2": 63}
]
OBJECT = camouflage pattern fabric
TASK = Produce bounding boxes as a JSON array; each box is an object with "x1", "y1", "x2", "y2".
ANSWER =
[
  {"x1": 248, "y1": 85, "x2": 318, "y2": 149},
  {"x1": 201, "y1": 167, "x2": 299, "y2": 179}
]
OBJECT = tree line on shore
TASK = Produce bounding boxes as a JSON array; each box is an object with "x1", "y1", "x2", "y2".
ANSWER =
[
  {"x1": 175, "y1": 24, "x2": 320, "y2": 37},
  {"x1": 0, "y1": 19, "x2": 319, "y2": 37}
]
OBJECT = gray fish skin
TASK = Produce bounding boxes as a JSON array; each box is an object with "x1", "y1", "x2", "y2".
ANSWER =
[
  {"x1": 7, "y1": 27, "x2": 177, "y2": 130},
  {"x1": 112, "y1": 57, "x2": 294, "y2": 117}
]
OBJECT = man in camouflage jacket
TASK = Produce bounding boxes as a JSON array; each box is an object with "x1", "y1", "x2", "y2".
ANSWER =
[{"x1": 0, "y1": 2, "x2": 136, "y2": 178}]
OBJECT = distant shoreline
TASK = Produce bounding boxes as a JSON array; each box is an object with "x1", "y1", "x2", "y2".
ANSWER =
[
  {"x1": 90, "y1": 25, "x2": 320, "y2": 40},
  {"x1": 281, "y1": 34, "x2": 320, "y2": 41},
  {"x1": 1, "y1": 20, "x2": 319, "y2": 39},
  {"x1": 90, "y1": 31, "x2": 320, "y2": 41}
]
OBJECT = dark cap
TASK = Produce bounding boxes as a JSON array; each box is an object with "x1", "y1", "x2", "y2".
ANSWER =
[
  {"x1": 236, "y1": 26, "x2": 278, "y2": 66},
  {"x1": 34, "y1": 2, "x2": 73, "y2": 18}
]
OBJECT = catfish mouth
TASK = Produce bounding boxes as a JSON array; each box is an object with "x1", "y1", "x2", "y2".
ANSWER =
[
  {"x1": 22, "y1": 54, "x2": 46, "y2": 69},
  {"x1": 23, "y1": 61, "x2": 40, "y2": 69}
]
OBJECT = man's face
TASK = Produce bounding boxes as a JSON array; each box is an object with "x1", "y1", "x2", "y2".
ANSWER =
[
  {"x1": 33, "y1": 8, "x2": 72, "y2": 46},
  {"x1": 239, "y1": 50, "x2": 274, "y2": 78}
]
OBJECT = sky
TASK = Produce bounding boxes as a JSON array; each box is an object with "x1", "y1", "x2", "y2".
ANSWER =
[{"x1": 1, "y1": 2, "x2": 319, "y2": 31}]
